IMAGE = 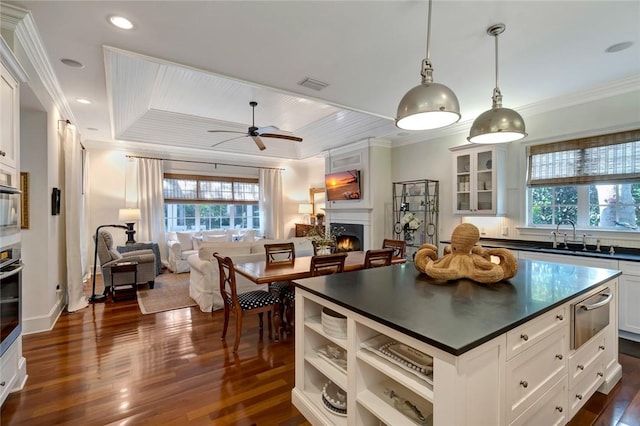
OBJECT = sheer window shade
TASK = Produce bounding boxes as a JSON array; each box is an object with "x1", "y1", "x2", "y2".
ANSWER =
[
  {"x1": 527, "y1": 129, "x2": 640, "y2": 186},
  {"x1": 163, "y1": 173, "x2": 258, "y2": 203}
]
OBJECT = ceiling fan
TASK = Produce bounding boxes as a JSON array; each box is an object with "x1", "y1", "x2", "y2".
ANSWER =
[{"x1": 208, "y1": 101, "x2": 303, "y2": 151}]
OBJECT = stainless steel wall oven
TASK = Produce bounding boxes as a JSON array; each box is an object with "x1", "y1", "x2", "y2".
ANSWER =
[
  {"x1": 0, "y1": 183, "x2": 21, "y2": 237},
  {"x1": 0, "y1": 242, "x2": 22, "y2": 356}
]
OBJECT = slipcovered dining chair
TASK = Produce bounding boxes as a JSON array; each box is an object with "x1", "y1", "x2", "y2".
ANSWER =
[
  {"x1": 364, "y1": 248, "x2": 394, "y2": 269},
  {"x1": 382, "y1": 239, "x2": 407, "y2": 258},
  {"x1": 215, "y1": 253, "x2": 281, "y2": 353},
  {"x1": 95, "y1": 230, "x2": 156, "y2": 292}
]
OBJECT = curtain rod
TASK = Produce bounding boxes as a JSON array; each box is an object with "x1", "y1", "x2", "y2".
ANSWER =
[{"x1": 125, "y1": 155, "x2": 284, "y2": 171}]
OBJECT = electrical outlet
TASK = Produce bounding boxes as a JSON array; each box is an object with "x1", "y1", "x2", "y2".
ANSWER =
[
  {"x1": 502, "y1": 226, "x2": 509, "y2": 236},
  {"x1": 480, "y1": 227, "x2": 486, "y2": 235}
]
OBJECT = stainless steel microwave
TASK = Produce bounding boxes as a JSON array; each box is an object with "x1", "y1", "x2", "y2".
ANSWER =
[{"x1": 0, "y1": 184, "x2": 21, "y2": 237}]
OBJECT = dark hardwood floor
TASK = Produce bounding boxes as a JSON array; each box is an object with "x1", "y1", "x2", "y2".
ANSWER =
[{"x1": 1, "y1": 274, "x2": 639, "y2": 425}]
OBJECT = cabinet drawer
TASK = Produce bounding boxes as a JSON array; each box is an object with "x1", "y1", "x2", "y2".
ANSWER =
[
  {"x1": 507, "y1": 306, "x2": 567, "y2": 360},
  {"x1": 569, "y1": 333, "x2": 606, "y2": 387},
  {"x1": 509, "y1": 376, "x2": 567, "y2": 426},
  {"x1": 0, "y1": 341, "x2": 18, "y2": 404},
  {"x1": 506, "y1": 328, "x2": 567, "y2": 422},
  {"x1": 620, "y1": 260, "x2": 640, "y2": 276},
  {"x1": 569, "y1": 363, "x2": 605, "y2": 418}
]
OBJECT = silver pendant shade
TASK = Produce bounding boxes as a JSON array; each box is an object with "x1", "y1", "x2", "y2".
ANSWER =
[
  {"x1": 396, "y1": 0, "x2": 460, "y2": 130},
  {"x1": 468, "y1": 23, "x2": 527, "y2": 144}
]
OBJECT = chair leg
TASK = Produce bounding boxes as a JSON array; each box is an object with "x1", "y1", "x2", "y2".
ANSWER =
[
  {"x1": 233, "y1": 311, "x2": 243, "y2": 353},
  {"x1": 273, "y1": 304, "x2": 281, "y2": 342},
  {"x1": 267, "y1": 311, "x2": 272, "y2": 339},
  {"x1": 258, "y1": 312, "x2": 264, "y2": 330},
  {"x1": 220, "y1": 305, "x2": 230, "y2": 340},
  {"x1": 148, "y1": 280, "x2": 155, "y2": 289}
]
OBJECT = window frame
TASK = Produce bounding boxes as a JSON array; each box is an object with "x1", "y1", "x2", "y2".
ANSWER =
[{"x1": 163, "y1": 173, "x2": 259, "y2": 205}]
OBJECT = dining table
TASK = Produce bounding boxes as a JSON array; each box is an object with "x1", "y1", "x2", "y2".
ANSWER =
[{"x1": 233, "y1": 250, "x2": 406, "y2": 284}]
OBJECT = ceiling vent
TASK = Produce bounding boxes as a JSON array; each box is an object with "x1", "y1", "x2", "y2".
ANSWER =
[{"x1": 298, "y1": 77, "x2": 329, "y2": 91}]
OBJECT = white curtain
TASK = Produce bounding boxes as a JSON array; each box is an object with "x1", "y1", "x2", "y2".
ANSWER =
[
  {"x1": 259, "y1": 168, "x2": 284, "y2": 239},
  {"x1": 136, "y1": 158, "x2": 167, "y2": 262},
  {"x1": 61, "y1": 123, "x2": 88, "y2": 312}
]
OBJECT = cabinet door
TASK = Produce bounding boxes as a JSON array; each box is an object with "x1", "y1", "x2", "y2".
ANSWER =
[
  {"x1": 452, "y1": 146, "x2": 504, "y2": 215},
  {"x1": 474, "y1": 148, "x2": 495, "y2": 213},
  {"x1": 0, "y1": 62, "x2": 19, "y2": 171},
  {"x1": 619, "y1": 274, "x2": 640, "y2": 334},
  {"x1": 453, "y1": 151, "x2": 472, "y2": 214}
]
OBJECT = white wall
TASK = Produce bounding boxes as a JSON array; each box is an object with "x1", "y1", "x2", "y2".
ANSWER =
[{"x1": 391, "y1": 88, "x2": 640, "y2": 249}]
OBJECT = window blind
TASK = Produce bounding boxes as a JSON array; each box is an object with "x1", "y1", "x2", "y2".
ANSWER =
[
  {"x1": 527, "y1": 129, "x2": 640, "y2": 186},
  {"x1": 163, "y1": 173, "x2": 259, "y2": 203}
]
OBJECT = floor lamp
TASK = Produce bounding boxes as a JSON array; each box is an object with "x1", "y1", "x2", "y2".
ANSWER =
[{"x1": 89, "y1": 224, "x2": 127, "y2": 303}]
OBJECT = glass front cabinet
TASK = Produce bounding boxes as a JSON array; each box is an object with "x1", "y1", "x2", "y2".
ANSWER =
[{"x1": 450, "y1": 144, "x2": 506, "y2": 216}]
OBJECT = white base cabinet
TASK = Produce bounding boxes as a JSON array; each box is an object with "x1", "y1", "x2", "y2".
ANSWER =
[
  {"x1": 0, "y1": 337, "x2": 27, "y2": 407},
  {"x1": 293, "y1": 281, "x2": 620, "y2": 425}
]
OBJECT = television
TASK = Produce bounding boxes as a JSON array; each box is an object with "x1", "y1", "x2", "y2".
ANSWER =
[{"x1": 325, "y1": 169, "x2": 361, "y2": 201}]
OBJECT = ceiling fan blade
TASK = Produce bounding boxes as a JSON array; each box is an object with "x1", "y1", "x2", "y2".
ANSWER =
[
  {"x1": 211, "y1": 135, "x2": 247, "y2": 148},
  {"x1": 260, "y1": 133, "x2": 303, "y2": 142},
  {"x1": 256, "y1": 125, "x2": 279, "y2": 134},
  {"x1": 207, "y1": 130, "x2": 247, "y2": 134},
  {"x1": 251, "y1": 135, "x2": 267, "y2": 151}
]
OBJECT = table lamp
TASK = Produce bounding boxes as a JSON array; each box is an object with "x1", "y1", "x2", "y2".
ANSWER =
[
  {"x1": 298, "y1": 203, "x2": 313, "y2": 224},
  {"x1": 118, "y1": 208, "x2": 141, "y2": 244}
]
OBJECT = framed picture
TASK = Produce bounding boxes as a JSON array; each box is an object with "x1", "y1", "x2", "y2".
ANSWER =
[{"x1": 20, "y1": 172, "x2": 29, "y2": 229}]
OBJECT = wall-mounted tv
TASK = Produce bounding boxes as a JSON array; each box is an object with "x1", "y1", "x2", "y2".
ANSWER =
[{"x1": 325, "y1": 169, "x2": 361, "y2": 201}]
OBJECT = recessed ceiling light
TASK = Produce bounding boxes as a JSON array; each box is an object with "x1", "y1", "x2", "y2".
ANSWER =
[
  {"x1": 87, "y1": 127, "x2": 99, "y2": 131},
  {"x1": 60, "y1": 58, "x2": 84, "y2": 68},
  {"x1": 605, "y1": 41, "x2": 633, "y2": 53},
  {"x1": 109, "y1": 16, "x2": 134, "y2": 30},
  {"x1": 76, "y1": 98, "x2": 91, "y2": 104}
]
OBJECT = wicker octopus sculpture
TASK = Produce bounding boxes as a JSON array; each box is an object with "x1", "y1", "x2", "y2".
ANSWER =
[{"x1": 413, "y1": 223, "x2": 518, "y2": 284}]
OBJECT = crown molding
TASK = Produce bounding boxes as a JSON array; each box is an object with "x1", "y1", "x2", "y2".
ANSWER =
[
  {"x1": 1, "y1": 3, "x2": 75, "y2": 123},
  {"x1": 0, "y1": 36, "x2": 28, "y2": 82}
]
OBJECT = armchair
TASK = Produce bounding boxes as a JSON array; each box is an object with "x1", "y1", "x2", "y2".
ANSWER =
[{"x1": 95, "y1": 230, "x2": 156, "y2": 296}]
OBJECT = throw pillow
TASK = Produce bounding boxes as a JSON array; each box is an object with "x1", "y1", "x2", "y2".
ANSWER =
[
  {"x1": 204, "y1": 234, "x2": 228, "y2": 242},
  {"x1": 176, "y1": 232, "x2": 194, "y2": 250},
  {"x1": 192, "y1": 236, "x2": 204, "y2": 250}
]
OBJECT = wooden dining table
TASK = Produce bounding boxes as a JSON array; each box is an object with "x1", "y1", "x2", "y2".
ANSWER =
[{"x1": 233, "y1": 250, "x2": 406, "y2": 284}]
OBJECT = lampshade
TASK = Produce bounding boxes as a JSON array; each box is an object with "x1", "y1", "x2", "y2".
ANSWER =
[
  {"x1": 118, "y1": 208, "x2": 141, "y2": 222},
  {"x1": 298, "y1": 203, "x2": 313, "y2": 214},
  {"x1": 468, "y1": 24, "x2": 527, "y2": 144},
  {"x1": 396, "y1": 0, "x2": 460, "y2": 130}
]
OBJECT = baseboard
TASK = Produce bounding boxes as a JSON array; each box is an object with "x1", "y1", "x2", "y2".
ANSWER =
[{"x1": 22, "y1": 292, "x2": 65, "y2": 334}]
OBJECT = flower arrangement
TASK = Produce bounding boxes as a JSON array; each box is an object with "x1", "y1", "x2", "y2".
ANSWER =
[
  {"x1": 400, "y1": 212, "x2": 422, "y2": 232},
  {"x1": 305, "y1": 225, "x2": 345, "y2": 246}
]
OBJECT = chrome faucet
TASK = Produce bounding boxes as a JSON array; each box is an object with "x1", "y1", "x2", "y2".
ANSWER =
[{"x1": 556, "y1": 219, "x2": 576, "y2": 248}]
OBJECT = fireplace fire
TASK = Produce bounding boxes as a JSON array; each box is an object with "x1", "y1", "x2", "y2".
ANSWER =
[{"x1": 331, "y1": 223, "x2": 364, "y2": 252}]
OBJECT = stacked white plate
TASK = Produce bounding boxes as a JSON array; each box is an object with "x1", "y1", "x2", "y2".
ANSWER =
[{"x1": 321, "y1": 307, "x2": 347, "y2": 339}]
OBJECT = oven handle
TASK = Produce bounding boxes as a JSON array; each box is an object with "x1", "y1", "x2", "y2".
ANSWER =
[
  {"x1": 0, "y1": 263, "x2": 24, "y2": 278},
  {"x1": 580, "y1": 291, "x2": 612, "y2": 311}
]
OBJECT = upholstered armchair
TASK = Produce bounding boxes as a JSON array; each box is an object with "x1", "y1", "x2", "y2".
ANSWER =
[{"x1": 95, "y1": 230, "x2": 156, "y2": 290}]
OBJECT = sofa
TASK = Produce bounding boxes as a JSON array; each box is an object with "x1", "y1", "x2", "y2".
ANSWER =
[
  {"x1": 167, "y1": 229, "x2": 257, "y2": 273},
  {"x1": 188, "y1": 237, "x2": 314, "y2": 312}
]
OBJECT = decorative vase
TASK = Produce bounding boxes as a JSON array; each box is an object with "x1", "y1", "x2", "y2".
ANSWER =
[{"x1": 318, "y1": 245, "x2": 331, "y2": 255}]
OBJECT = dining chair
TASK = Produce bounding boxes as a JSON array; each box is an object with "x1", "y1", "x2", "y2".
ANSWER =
[
  {"x1": 214, "y1": 253, "x2": 281, "y2": 353},
  {"x1": 364, "y1": 248, "x2": 394, "y2": 269},
  {"x1": 382, "y1": 239, "x2": 407, "y2": 258},
  {"x1": 264, "y1": 242, "x2": 296, "y2": 331}
]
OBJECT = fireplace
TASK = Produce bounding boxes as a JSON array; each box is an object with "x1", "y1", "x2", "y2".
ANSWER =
[{"x1": 331, "y1": 223, "x2": 364, "y2": 252}]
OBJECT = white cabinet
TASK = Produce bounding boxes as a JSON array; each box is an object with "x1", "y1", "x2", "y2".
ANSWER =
[
  {"x1": 450, "y1": 144, "x2": 506, "y2": 215},
  {"x1": 0, "y1": 60, "x2": 19, "y2": 172},
  {"x1": 619, "y1": 261, "x2": 640, "y2": 338}
]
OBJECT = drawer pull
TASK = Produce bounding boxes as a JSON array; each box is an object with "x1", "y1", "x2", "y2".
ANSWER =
[
  {"x1": 555, "y1": 354, "x2": 563, "y2": 360},
  {"x1": 577, "y1": 364, "x2": 585, "y2": 370},
  {"x1": 597, "y1": 372, "x2": 604, "y2": 377},
  {"x1": 556, "y1": 314, "x2": 564, "y2": 321},
  {"x1": 520, "y1": 380, "x2": 528, "y2": 388},
  {"x1": 576, "y1": 394, "x2": 583, "y2": 400},
  {"x1": 520, "y1": 334, "x2": 529, "y2": 341},
  {"x1": 599, "y1": 345, "x2": 605, "y2": 350},
  {"x1": 556, "y1": 406, "x2": 563, "y2": 413}
]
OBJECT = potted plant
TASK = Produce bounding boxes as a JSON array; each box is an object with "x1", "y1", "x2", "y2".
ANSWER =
[
  {"x1": 305, "y1": 225, "x2": 345, "y2": 254},
  {"x1": 316, "y1": 212, "x2": 325, "y2": 226}
]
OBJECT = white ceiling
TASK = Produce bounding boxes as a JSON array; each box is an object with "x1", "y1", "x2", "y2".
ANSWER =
[{"x1": 6, "y1": 0, "x2": 640, "y2": 161}]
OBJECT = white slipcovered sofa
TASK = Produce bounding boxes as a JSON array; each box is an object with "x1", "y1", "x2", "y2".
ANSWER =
[
  {"x1": 188, "y1": 237, "x2": 314, "y2": 312},
  {"x1": 167, "y1": 229, "x2": 257, "y2": 273}
]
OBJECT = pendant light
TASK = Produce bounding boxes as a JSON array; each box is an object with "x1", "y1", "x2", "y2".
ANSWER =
[
  {"x1": 396, "y1": 0, "x2": 460, "y2": 130},
  {"x1": 468, "y1": 23, "x2": 527, "y2": 144}
]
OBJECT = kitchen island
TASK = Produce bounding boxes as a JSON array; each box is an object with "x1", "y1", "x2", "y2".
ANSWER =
[{"x1": 292, "y1": 259, "x2": 622, "y2": 425}]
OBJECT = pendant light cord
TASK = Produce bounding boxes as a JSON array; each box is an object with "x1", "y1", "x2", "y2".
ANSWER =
[
  {"x1": 490, "y1": 25, "x2": 504, "y2": 108},
  {"x1": 421, "y1": 0, "x2": 434, "y2": 83}
]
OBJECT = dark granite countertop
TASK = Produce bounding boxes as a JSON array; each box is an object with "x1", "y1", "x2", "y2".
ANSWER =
[
  {"x1": 294, "y1": 259, "x2": 621, "y2": 356},
  {"x1": 441, "y1": 238, "x2": 640, "y2": 262}
]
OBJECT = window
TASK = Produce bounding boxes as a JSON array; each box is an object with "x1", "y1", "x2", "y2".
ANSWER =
[
  {"x1": 163, "y1": 174, "x2": 260, "y2": 232},
  {"x1": 527, "y1": 129, "x2": 640, "y2": 231}
]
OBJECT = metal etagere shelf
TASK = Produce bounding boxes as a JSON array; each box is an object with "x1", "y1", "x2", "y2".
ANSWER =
[{"x1": 392, "y1": 179, "x2": 439, "y2": 261}]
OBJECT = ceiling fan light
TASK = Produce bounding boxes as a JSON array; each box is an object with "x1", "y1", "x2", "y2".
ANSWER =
[
  {"x1": 467, "y1": 107, "x2": 527, "y2": 143},
  {"x1": 396, "y1": 82, "x2": 461, "y2": 130}
]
